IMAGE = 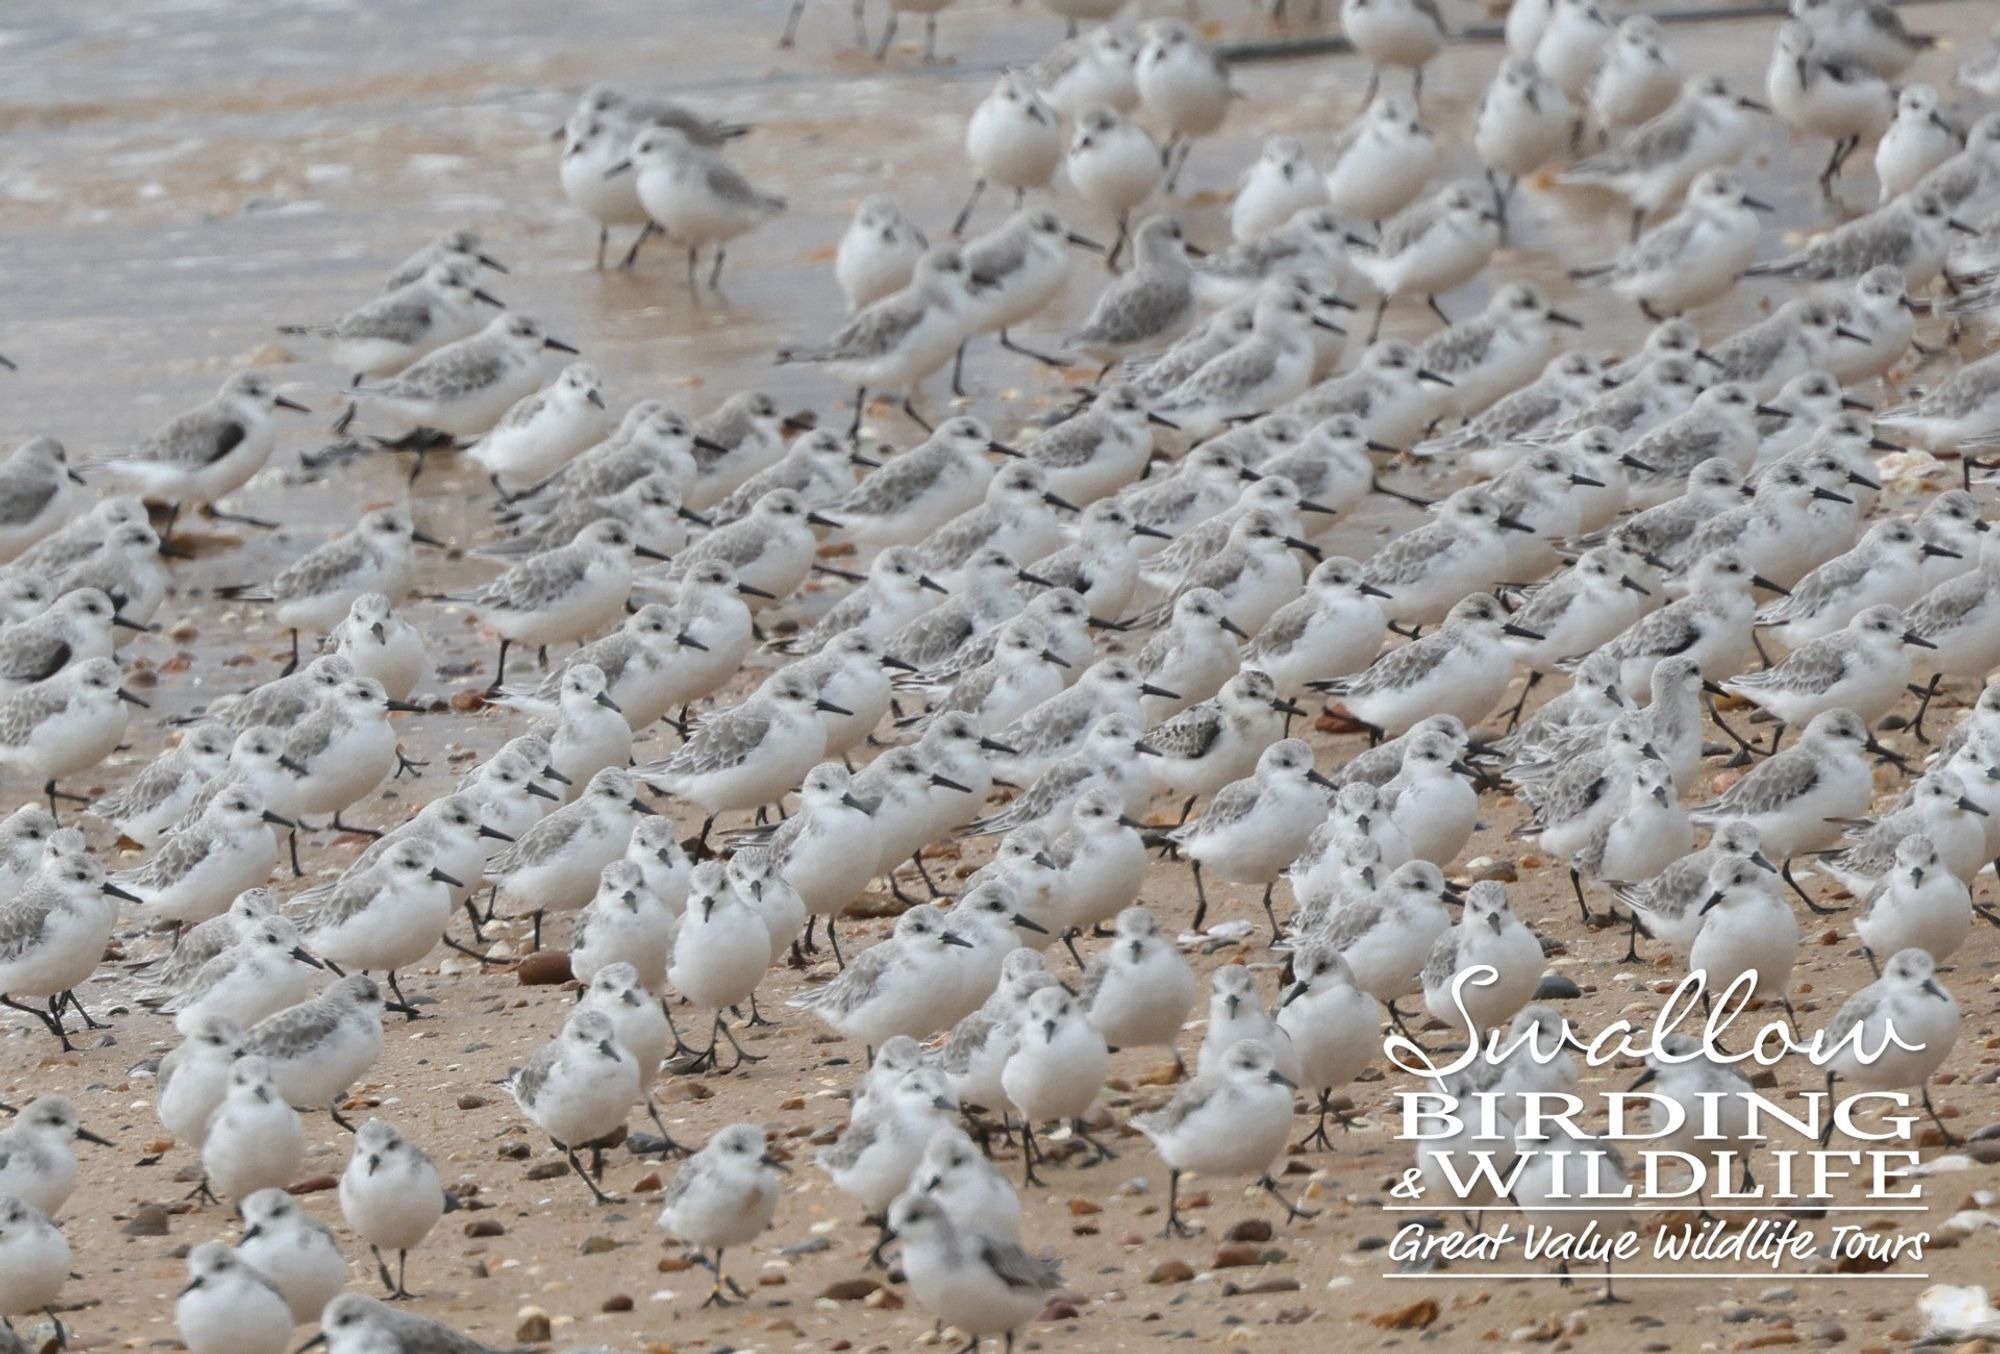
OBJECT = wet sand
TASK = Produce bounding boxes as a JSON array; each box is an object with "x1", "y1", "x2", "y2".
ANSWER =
[{"x1": 1, "y1": 2, "x2": 1997, "y2": 1352}]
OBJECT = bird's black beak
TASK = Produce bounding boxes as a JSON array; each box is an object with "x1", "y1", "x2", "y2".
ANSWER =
[
  {"x1": 102, "y1": 881, "x2": 143, "y2": 903},
  {"x1": 274, "y1": 395, "x2": 312, "y2": 413},
  {"x1": 603, "y1": 159, "x2": 634, "y2": 178},
  {"x1": 595, "y1": 690, "x2": 624, "y2": 711},
  {"x1": 261, "y1": 809, "x2": 295, "y2": 827},
  {"x1": 544, "y1": 337, "x2": 580, "y2": 354}
]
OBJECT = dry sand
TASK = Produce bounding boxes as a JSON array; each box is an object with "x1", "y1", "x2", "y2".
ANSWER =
[{"x1": 0, "y1": 2, "x2": 1997, "y2": 1353}]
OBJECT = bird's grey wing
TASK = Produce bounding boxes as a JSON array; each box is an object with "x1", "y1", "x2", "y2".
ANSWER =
[{"x1": 979, "y1": 1236, "x2": 1062, "y2": 1291}]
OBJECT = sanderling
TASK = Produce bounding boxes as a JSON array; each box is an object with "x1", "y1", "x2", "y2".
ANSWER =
[
  {"x1": 1112, "y1": 443, "x2": 1248, "y2": 551},
  {"x1": 483, "y1": 766, "x2": 650, "y2": 946},
  {"x1": 337, "y1": 1119, "x2": 444, "y2": 1301},
  {"x1": 1323, "y1": 593, "x2": 1538, "y2": 737},
  {"x1": 0, "y1": 656, "x2": 148, "y2": 817},
  {"x1": 1759, "y1": 518, "x2": 1940, "y2": 648},
  {"x1": 0, "y1": 438, "x2": 84, "y2": 566},
  {"x1": 1415, "y1": 280, "x2": 1581, "y2": 416},
  {"x1": 1592, "y1": 547, "x2": 1767, "y2": 694},
  {"x1": 826, "y1": 417, "x2": 1012, "y2": 559},
  {"x1": 967, "y1": 714, "x2": 1156, "y2": 841},
  {"x1": 657, "y1": 1123, "x2": 788, "y2": 1306},
  {"x1": 1135, "y1": 508, "x2": 1309, "y2": 636},
  {"x1": 0, "y1": 1096, "x2": 111, "y2": 1215},
  {"x1": 200, "y1": 1056, "x2": 305, "y2": 1203},
  {"x1": 166, "y1": 913, "x2": 321, "y2": 1035},
  {"x1": 1414, "y1": 351, "x2": 1610, "y2": 471},
  {"x1": 453, "y1": 518, "x2": 666, "y2": 688},
  {"x1": 244, "y1": 973, "x2": 410, "y2": 1124},
  {"x1": 504, "y1": 401, "x2": 702, "y2": 520},
  {"x1": 1766, "y1": 20, "x2": 1893, "y2": 191},
  {"x1": 279, "y1": 676, "x2": 422, "y2": 831},
  {"x1": 1476, "y1": 57, "x2": 1574, "y2": 213},
  {"x1": 1377, "y1": 725, "x2": 1479, "y2": 865},
  {"x1": 1420, "y1": 880, "x2": 1541, "y2": 1035},
  {"x1": 580, "y1": 961, "x2": 671, "y2": 1077},
  {"x1": 572, "y1": 860, "x2": 680, "y2": 988},
  {"x1": 302, "y1": 840, "x2": 461, "y2": 1005},
  {"x1": 1683, "y1": 457, "x2": 1855, "y2": 588},
  {"x1": 690, "y1": 390, "x2": 799, "y2": 508},
  {"x1": 609, "y1": 126, "x2": 784, "y2": 290},
  {"x1": 1134, "y1": 1038, "x2": 1307, "y2": 1235},
  {"x1": 380, "y1": 227, "x2": 507, "y2": 293},
  {"x1": 1230, "y1": 136, "x2": 1325, "y2": 244},
  {"x1": 1022, "y1": 388, "x2": 1166, "y2": 515},
  {"x1": 1570, "y1": 167, "x2": 1769, "y2": 317},
  {"x1": 1134, "y1": 21, "x2": 1233, "y2": 190},
  {"x1": 1534, "y1": 0, "x2": 1614, "y2": 100},
  {"x1": 117, "y1": 787, "x2": 289, "y2": 932},
  {"x1": 1752, "y1": 192, "x2": 1971, "y2": 291},
  {"x1": 339, "y1": 312, "x2": 578, "y2": 460},
  {"x1": 0, "y1": 587, "x2": 132, "y2": 694},
  {"x1": 713, "y1": 428, "x2": 871, "y2": 524},
  {"x1": 1356, "y1": 489, "x2": 1520, "y2": 624},
  {"x1": 150, "y1": 889, "x2": 280, "y2": 998},
  {"x1": 1824, "y1": 769, "x2": 1989, "y2": 894},
  {"x1": 1146, "y1": 669, "x2": 1299, "y2": 811},
  {"x1": 1191, "y1": 212, "x2": 1354, "y2": 312},
  {"x1": 559, "y1": 112, "x2": 662, "y2": 271},
  {"x1": 1877, "y1": 85, "x2": 1963, "y2": 203},
  {"x1": 1034, "y1": 26, "x2": 1140, "y2": 119},
  {"x1": 89, "y1": 371, "x2": 308, "y2": 534},
  {"x1": 1153, "y1": 284, "x2": 1335, "y2": 438},
  {"x1": 1561, "y1": 76, "x2": 1766, "y2": 237},
  {"x1": 1878, "y1": 349, "x2": 2000, "y2": 460},
  {"x1": 1342, "y1": 0, "x2": 1447, "y2": 103},
  {"x1": 1321, "y1": 97, "x2": 1437, "y2": 230},
  {"x1": 780, "y1": 549, "x2": 946, "y2": 660},
  {"x1": 888, "y1": 558, "x2": 1046, "y2": 686},
  {"x1": 886, "y1": 1193, "x2": 1062, "y2": 1349},
  {"x1": 1591, "y1": 16, "x2": 1681, "y2": 137},
  {"x1": 779, "y1": 246, "x2": 977, "y2": 434},
  {"x1": 663, "y1": 862, "x2": 776, "y2": 1068},
  {"x1": 1078, "y1": 905, "x2": 1194, "y2": 1052},
  {"x1": 507, "y1": 1006, "x2": 641, "y2": 1203},
  {"x1": 750, "y1": 762, "x2": 877, "y2": 955},
  {"x1": 324, "y1": 592, "x2": 428, "y2": 702},
  {"x1": 792, "y1": 904, "x2": 973, "y2": 1047},
  {"x1": 1131, "y1": 588, "x2": 1250, "y2": 720},
  {"x1": 1819, "y1": 948, "x2": 1960, "y2": 1143},
  {"x1": 816, "y1": 1063, "x2": 959, "y2": 1224},
  {"x1": 11, "y1": 495, "x2": 145, "y2": 577},
  {"x1": 954, "y1": 72, "x2": 1062, "y2": 233},
  {"x1": 909, "y1": 1124, "x2": 1021, "y2": 1244},
  {"x1": 284, "y1": 260, "x2": 503, "y2": 383},
  {"x1": 1000, "y1": 985, "x2": 1113, "y2": 1179},
  {"x1": 1168, "y1": 737, "x2": 1331, "y2": 934},
  {"x1": 1693, "y1": 708, "x2": 1886, "y2": 868},
  {"x1": 1242, "y1": 557, "x2": 1390, "y2": 699},
  {"x1": 1902, "y1": 537, "x2": 2000, "y2": 736},
  {"x1": 0, "y1": 1195, "x2": 69, "y2": 1338},
  {"x1": 176, "y1": 1242, "x2": 292, "y2": 1354},
  {"x1": 1729, "y1": 603, "x2": 1929, "y2": 738},
  {"x1": 986, "y1": 657, "x2": 1168, "y2": 782},
  {"x1": 1850, "y1": 835, "x2": 1974, "y2": 966},
  {"x1": 837, "y1": 196, "x2": 929, "y2": 315},
  {"x1": 1609, "y1": 819, "x2": 1769, "y2": 959},
  {"x1": 1028, "y1": 500, "x2": 1159, "y2": 622},
  {"x1": 487, "y1": 471, "x2": 699, "y2": 564},
  {"x1": 235, "y1": 1186, "x2": 345, "y2": 1325},
  {"x1": 42, "y1": 521, "x2": 166, "y2": 635},
  {"x1": 639, "y1": 671, "x2": 836, "y2": 842},
  {"x1": 220, "y1": 506, "x2": 441, "y2": 671},
  {"x1": 674, "y1": 489, "x2": 829, "y2": 606},
  {"x1": 1066, "y1": 106, "x2": 1163, "y2": 263},
  {"x1": 1355, "y1": 180, "x2": 1501, "y2": 336},
  {"x1": 156, "y1": 1013, "x2": 245, "y2": 1150},
  {"x1": 914, "y1": 462, "x2": 1070, "y2": 587}
]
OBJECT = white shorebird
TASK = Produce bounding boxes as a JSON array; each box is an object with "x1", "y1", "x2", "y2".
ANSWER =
[
  {"x1": 507, "y1": 1006, "x2": 641, "y2": 1204},
  {"x1": 657, "y1": 1122, "x2": 789, "y2": 1307},
  {"x1": 1817, "y1": 948, "x2": 1960, "y2": 1144},
  {"x1": 955, "y1": 72, "x2": 1063, "y2": 234},
  {"x1": 1322, "y1": 95, "x2": 1438, "y2": 225},
  {"x1": 338, "y1": 1118, "x2": 445, "y2": 1300},
  {"x1": 610, "y1": 126, "x2": 784, "y2": 289},
  {"x1": 1133, "y1": 1039, "x2": 1308, "y2": 1236},
  {"x1": 235, "y1": 1187, "x2": 346, "y2": 1324},
  {"x1": 1561, "y1": 76, "x2": 1767, "y2": 238},
  {"x1": 1569, "y1": 167, "x2": 1770, "y2": 317},
  {"x1": 176, "y1": 1243, "x2": 293, "y2": 1354},
  {"x1": 837, "y1": 196, "x2": 929, "y2": 314},
  {"x1": 1135, "y1": 20, "x2": 1233, "y2": 190}
]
